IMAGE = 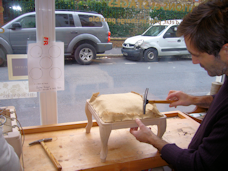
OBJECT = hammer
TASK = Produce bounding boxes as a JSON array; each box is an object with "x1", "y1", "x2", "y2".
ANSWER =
[
  {"x1": 143, "y1": 88, "x2": 176, "y2": 114},
  {"x1": 29, "y1": 138, "x2": 62, "y2": 171}
]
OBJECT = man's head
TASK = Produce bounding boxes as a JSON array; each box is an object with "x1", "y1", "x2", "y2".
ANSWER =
[
  {"x1": 178, "y1": 0, "x2": 228, "y2": 57},
  {"x1": 177, "y1": 0, "x2": 228, "y2": 76}
]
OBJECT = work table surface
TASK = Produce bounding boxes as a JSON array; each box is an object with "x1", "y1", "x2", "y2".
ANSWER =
[{"x1": 21, "y1": 111, "x2": 199, "y2": 171}]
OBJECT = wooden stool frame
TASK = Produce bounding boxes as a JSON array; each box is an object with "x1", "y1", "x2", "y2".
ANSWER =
[{"x1": 85, "y1": 100, "x2": 167, "y2": 162}]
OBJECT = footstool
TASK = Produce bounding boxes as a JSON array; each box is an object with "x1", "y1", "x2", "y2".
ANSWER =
[{"x1": 85, "y1": 100, "x2": 167, "y2": 162}]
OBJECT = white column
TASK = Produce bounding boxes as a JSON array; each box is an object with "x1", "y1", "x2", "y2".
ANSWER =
[{"x1": 35, "y1": 0, "x2": 58, "y2": 125}]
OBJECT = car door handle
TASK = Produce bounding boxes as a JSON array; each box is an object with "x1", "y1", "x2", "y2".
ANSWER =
[
  {"x1": 177, "y1": 39, "x2": 181, "y2": 42},
  {"x1": 71, "y1": 31, "x2": 78, "y2": 34}
]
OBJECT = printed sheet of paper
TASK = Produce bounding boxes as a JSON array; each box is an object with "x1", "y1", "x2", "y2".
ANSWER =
[
  {"x1": 0, "y1": 81, "x2": 37, "y2": 99},
  {"x1": 28, "y1": 42, "x2": 64, "y2": 92}
]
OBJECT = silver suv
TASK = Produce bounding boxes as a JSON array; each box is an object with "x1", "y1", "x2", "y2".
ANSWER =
[{"x1": 0, "y1": 11, "x2": 112, "y2": 66}]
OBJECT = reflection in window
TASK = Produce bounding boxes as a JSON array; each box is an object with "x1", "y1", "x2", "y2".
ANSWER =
[
  {"x1": 79, "y1": 14, "x2": 102, "y2": 27},
  {"x1": 165, "y1": 25, "x2": 178, "y2": 38},
  {"x1": 16, "y1": 15, "x2": 36, "y2": 28},
  {"x1": 143, "y1": 25, "x2": 167, "y2": 36},
  {"x1": 56, "y1": 14, "x2": 74, "y2": 27}
]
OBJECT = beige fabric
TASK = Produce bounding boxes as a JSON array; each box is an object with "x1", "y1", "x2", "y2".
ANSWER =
[{"x1": 89, "y1": 92, "x2": 164, "y2": 123}]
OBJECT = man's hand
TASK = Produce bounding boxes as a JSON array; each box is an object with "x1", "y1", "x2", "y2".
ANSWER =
[
  {"x1": 166, "y1": 90, "x2": 193, "y2": 107},
  {"x1": 166, "y1": 90, "x2": 214, "y2": 108},
  {"x1": 130, "y1": 118, "x2": 168, "y2": 151},
  {"x1": 130, "y1": 118, "x2": 153, "y2": 144}
]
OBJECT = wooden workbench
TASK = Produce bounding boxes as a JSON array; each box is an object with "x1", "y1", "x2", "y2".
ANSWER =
[{"x1": 21, "y1": 111, "x2": 199, "y2": 171}]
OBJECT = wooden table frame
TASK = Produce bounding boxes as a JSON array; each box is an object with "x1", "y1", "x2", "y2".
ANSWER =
[{"x1": 20, "y1": 110, "x2": 199, "y2": 171}]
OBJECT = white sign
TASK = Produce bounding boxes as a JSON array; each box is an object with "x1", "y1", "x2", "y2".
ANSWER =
[
  {"x1": 0, "y1": 81, "x2": 37, "y2": 99},
  {"x1": 27, "y1": 42, "x2": 64, "y2": 92}
]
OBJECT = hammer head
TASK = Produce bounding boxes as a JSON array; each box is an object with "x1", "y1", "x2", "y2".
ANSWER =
[
  {"x1": 29, "y1": 138, "x2": 52, "y2": 146},
  {"x1": 143, "y1": 88, "x2": 149, "y2": 114}
]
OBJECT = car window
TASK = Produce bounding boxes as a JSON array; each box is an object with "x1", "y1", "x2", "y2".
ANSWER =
[
  {"x1": 165, "y1": 25, "x2": 178, "y2": 38},
  {"x1": 56, "y1": 14, "x2": 74, "y2": 27},
  {"x1": 78, "y1": 14, "x2": 102, "y2": 27},
  {"x1": 142, "y1": 25, "x2": 167, "y2": 36},
  {"x1": 16, "y1": 15, "x2": 36, "y2": 28}
]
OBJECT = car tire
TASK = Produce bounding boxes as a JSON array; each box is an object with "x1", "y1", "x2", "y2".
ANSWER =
[
  {"x1": 0, "y1": 47, "x2": 6, "y2": 67},
  {"x1": 144, "y1": 48, "x2": 158, "y2": 62},
  {"x1": 74, "y1": 44, "x2": 96, "y2": 65}
]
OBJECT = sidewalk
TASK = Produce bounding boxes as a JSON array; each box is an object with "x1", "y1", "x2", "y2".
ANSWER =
[{"x1": 97, "y1": 48, "x2": 123, "y2": 57}]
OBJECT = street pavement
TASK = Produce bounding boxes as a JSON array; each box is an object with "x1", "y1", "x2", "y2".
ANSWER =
[
  {"x1": 1, "y1": 47, "x2": 214, "y2": 128},
  {"x1": 104, "y1": 48, "x2": 122, "y2": 54},
  {"x1": 0, "y1": 55, "x2": 216, "y2": 127},
  {"x1": 97, "y1": 48, "x2": 123, "y2": 57}
]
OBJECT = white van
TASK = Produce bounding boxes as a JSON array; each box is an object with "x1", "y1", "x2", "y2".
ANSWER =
[{"x1": 121, "y1": 20, "x2": 190, "y2": 62}]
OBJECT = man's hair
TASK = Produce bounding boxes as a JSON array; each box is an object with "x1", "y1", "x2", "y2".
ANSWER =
[{"x1": 177, "y1": 0, "x2": 228, "y2": 57}]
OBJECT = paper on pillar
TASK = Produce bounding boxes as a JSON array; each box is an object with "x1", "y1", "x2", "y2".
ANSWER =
[{"x1": 27, "y1": 42, "x2": 64, "y2": 92}]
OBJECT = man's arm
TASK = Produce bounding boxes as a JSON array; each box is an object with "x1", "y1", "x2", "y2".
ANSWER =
[
  {"x1": 0, "y1": 127, "x2": 21, "y2": 171},
  {"x1": 191, "y1": 95, "x2": 214, "y2": 108},
  {"x1": 166, "y1": 90, "x2": 214, "y2": 109}
]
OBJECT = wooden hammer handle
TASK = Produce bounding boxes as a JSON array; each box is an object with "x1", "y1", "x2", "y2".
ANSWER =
[
  {"x1": 40, "y1": 141, "x2": 62, "y2": 171},
  {"x1": 148, "y1": 100, "x2": 176, "y2": 104}
]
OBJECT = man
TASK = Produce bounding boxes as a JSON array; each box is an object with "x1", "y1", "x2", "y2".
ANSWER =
[
  {"x1": 130, "y1": 0, "x2": 228, "y2": 170},
  {"x1": 0, "y1": 126, "x2": 21, "y2": 171}
]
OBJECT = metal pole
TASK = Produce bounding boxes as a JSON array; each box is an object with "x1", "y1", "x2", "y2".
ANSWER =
[{"x1": 35, "y1": 0, "x2": 58, "y2": 125}]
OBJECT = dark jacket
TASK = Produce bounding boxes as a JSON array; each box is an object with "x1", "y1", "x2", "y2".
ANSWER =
[{"x1": 161, "y1": 77, "x2": 228, "y2": 171}]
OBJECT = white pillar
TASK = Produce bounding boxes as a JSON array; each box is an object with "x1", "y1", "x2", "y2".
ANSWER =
[{"x1": 35, "y1": 0, "x2": 58, "y2": 125}]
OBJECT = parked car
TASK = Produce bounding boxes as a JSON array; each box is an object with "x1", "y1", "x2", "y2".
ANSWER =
[
  {"x1": 0, "y1": 11, "x2": 112, "y2": 66},
  {"x1": 121, "y1": 19, "x2": 189, "y2": 62}
]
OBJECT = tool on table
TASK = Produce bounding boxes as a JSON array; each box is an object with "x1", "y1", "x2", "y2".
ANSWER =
[
  {"x1": 29, "y1": 138, "x2": 62, "y2": 171},
  {"x1": 143, "y1": 88, "x2": 177, "y2": 114}
]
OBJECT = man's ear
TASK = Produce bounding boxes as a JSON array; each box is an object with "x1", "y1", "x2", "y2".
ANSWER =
[
  {"x1": 221, "y1": 44, "x2": 228, "y2": 60},
  {"x1": 223, "y1": 43, "x2": 228, "y2": 54}
]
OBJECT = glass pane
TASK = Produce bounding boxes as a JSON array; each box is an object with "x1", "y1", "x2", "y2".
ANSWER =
[
  {"x1": 143, "y1": 25, "x2": 167, "y2": 36},
  {"x1": 79, "y1": 14, "x2": 102, "y2": 27},
  {"x1": 16, "y1": 15, "x2": 36, "y2": 28},
  {"x1": 56, "y1": 14, "x2": 74, "y2": 27},
  {"x1": 0, "y1": 1, "x2": 217, "y2": 128}
]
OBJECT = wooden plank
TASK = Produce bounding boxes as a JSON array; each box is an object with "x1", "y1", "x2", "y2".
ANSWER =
[
  {"x1": 79, "y1": 156, "x2": 167, "y2": 171},
  {"x1": 23, "y1": 126, "x2": 166, "y2": 171},
  {"x1": 163, "y1": 111, "x2": 179, "y2": 118},
  {"x1": 22, "y1": 111, "x2": 199, "y2": 171},
  {"x1": 22, "y1": 110, "x2": 188, "y2": 135},
  {"x1": 22, "y1": 121, "x2": 98, "y2": 135},
  {"x1": 163, "y1": 110, "x2": 186, "y2": 119},
  {"x1": 184, "y1": 113, "x2": 203, "y2": 123}
]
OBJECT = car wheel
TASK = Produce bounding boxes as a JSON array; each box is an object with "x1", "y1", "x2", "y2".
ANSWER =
[
  {"x1": 74, "y1": 44, "x2": 96, "y2": 65},
  {"x1": 0, "y1": 47, "x2": 6, "y2": 67},
  {"x1": 144, "y1": 48, "x2": 158, "y2": 62}
]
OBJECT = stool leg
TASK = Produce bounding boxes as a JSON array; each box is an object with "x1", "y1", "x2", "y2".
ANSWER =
[
  {"x1": 157, "y1": 119, "x2": 167, "y2": 138},
  {"x1": 85, "y1": 102, "x2": 92, "y2": 133},
  {"x1": 99, "y1": 125, "x2": 112, "y2": 162}
]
